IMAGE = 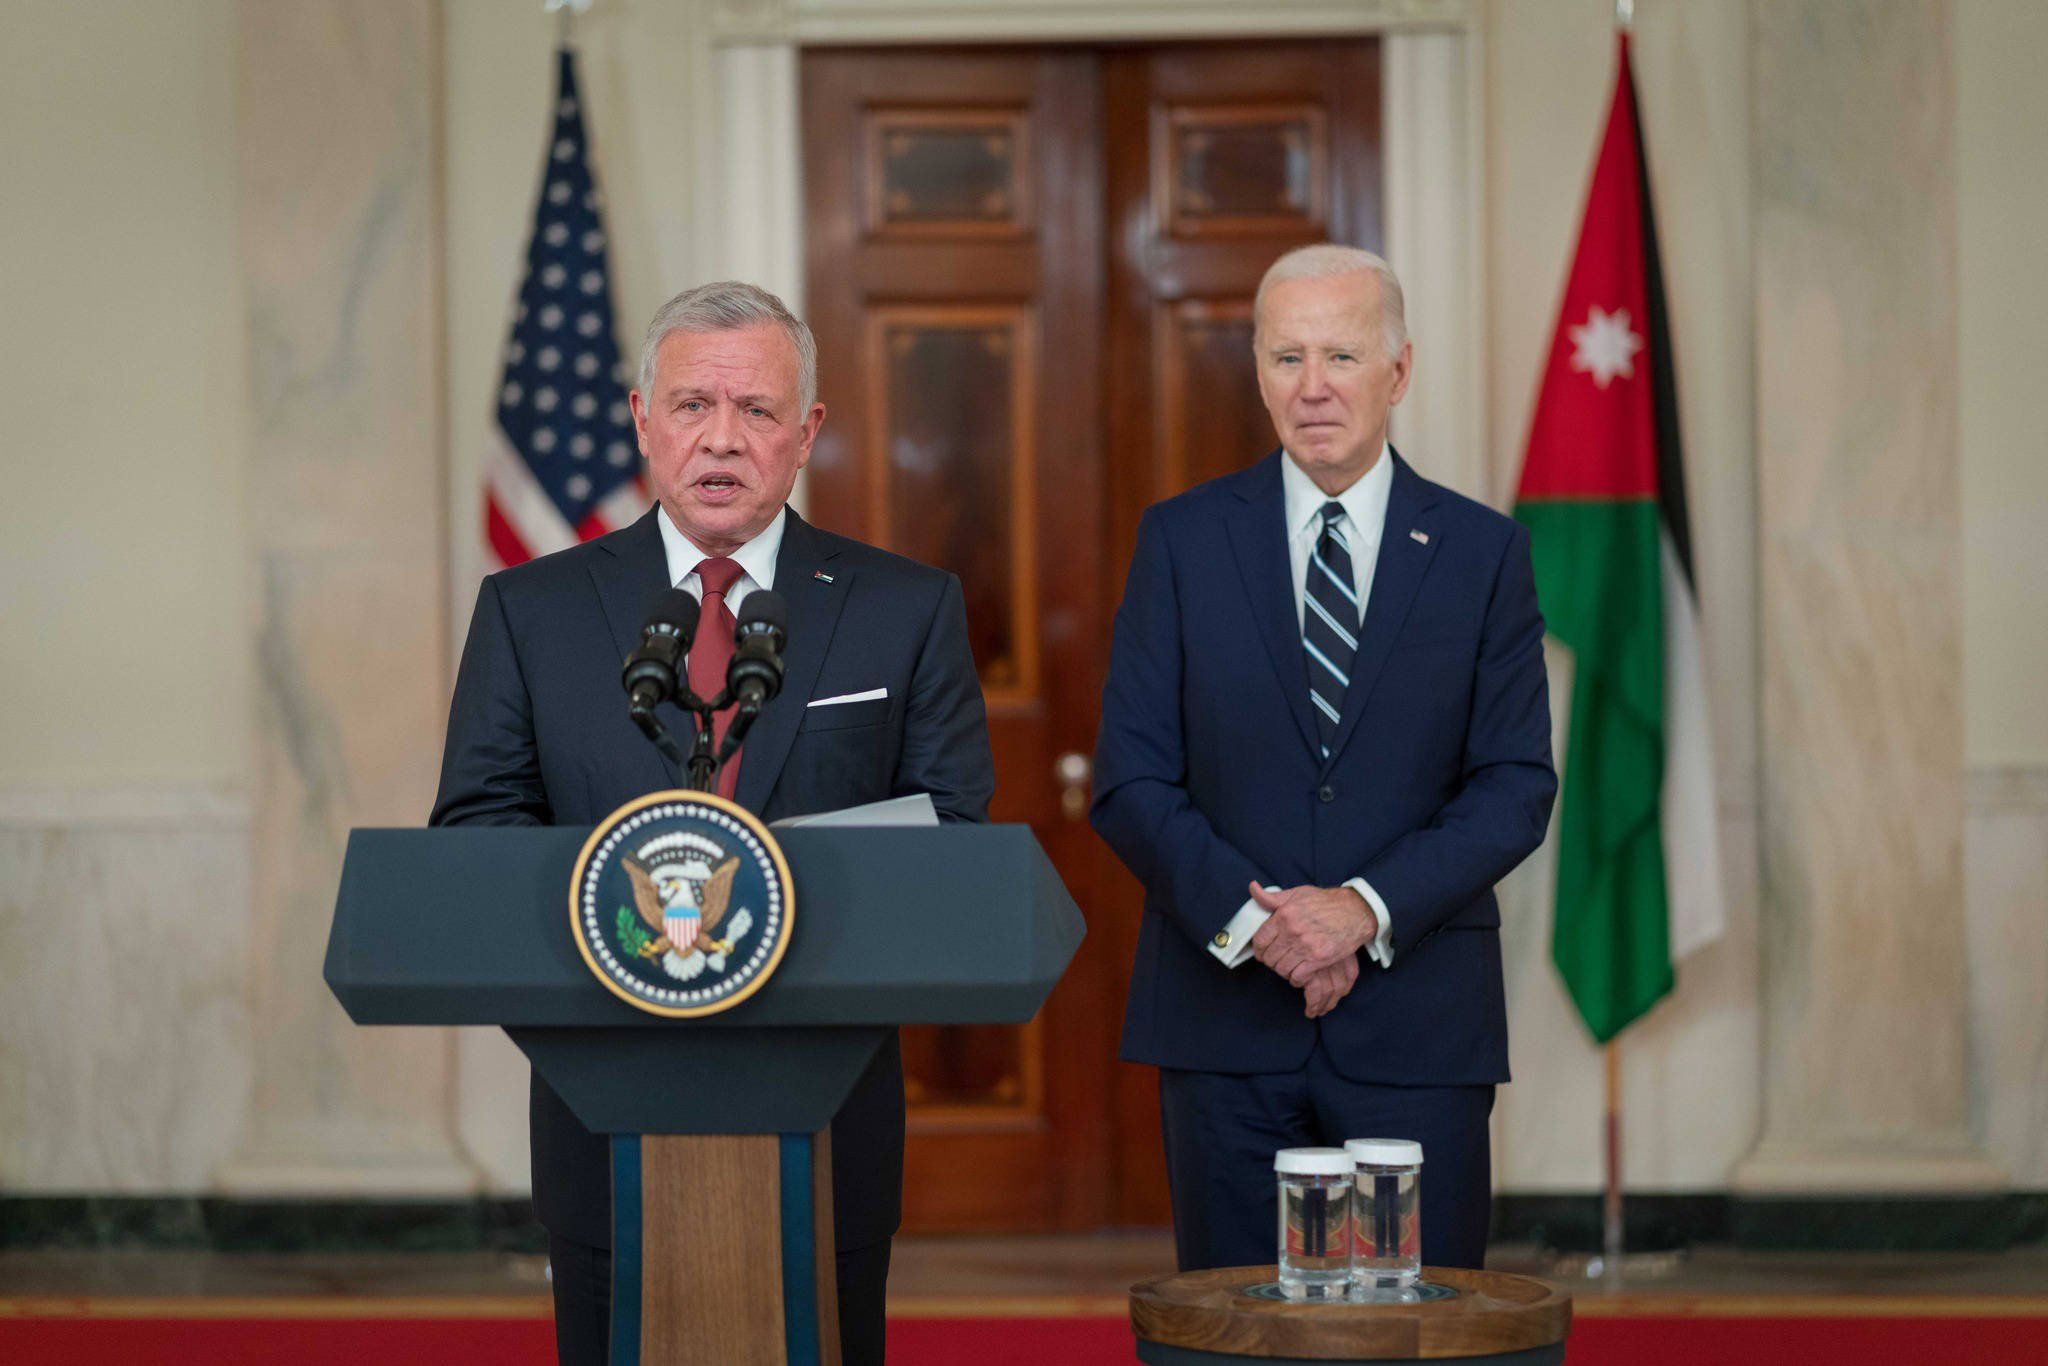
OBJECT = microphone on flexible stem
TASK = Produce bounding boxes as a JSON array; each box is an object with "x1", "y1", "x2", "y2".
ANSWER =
[
  {"x1": 621, "y1": 588, "x2": 700, "y2": 716},
  {"x1": 716, "y1": 590, "x2": 788, "y2": 768}
]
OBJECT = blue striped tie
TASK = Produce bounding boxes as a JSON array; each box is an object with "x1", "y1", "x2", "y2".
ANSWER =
[{"x1": 1304, "y1": 501, "x2": 1360, "y2": 758}]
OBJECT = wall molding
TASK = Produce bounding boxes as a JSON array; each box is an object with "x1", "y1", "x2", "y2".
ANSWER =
[
  {"x1": 708, "y1": 0, "x2": 1473, "y2": 45},
  {"x1": 1966, "y1": 764, "x2": 2048, "y2": 812},
  {"x1": 0, "y1": 784, "x2": 250, "y2": 830}
]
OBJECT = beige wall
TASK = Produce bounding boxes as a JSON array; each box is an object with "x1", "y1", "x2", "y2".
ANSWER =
[
  {"x1": 0, "y1": 0, "x2": 249, "y2": 791},
  {"x1": 1959, "y1": 0, "x2": 2048, "y2": 767}
]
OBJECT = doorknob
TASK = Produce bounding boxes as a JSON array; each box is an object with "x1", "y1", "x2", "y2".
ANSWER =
[{"x1": 1055, "y1": 751, "x2": 1092, "y2": 821}]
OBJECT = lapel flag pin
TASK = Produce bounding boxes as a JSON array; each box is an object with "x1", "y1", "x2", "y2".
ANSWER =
[
  {"x1": 813, "y1": 570, "x2": 835, "y2": 583},
  {"x1": 1410, "y1": 529, "x2": 1430, "y2": 545}
]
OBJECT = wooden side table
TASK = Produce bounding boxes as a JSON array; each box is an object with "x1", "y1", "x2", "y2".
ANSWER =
[{"x1": 1129, "y1": 1266, "x2": 1572, "y2": 1364}]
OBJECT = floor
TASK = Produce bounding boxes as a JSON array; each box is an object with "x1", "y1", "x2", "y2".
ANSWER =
[{"x1": 4, "y1": 1235, "x2": 2046, "y2": 1318}]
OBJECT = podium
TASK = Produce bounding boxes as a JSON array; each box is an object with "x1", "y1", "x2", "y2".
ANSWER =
[{"x1": 325, "y1": 822, "x2": 1084, "y2": 1366}]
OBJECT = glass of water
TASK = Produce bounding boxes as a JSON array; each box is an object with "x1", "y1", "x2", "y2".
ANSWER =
[
  {"x1": 1274, "y1": 1148, "x2": 1353, "y2": 1301},
  {"x1": 1346, "y1": 1137, "x2": 1423, "y2": 1295}
]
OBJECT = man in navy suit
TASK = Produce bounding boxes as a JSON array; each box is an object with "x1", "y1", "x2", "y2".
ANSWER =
[
  {"x1": 431, "y1": 281, "x2": 993, "y2": 1365},
  {"x1": 1091, "y1": 245, "x2": 1555, "y2": 1272}
]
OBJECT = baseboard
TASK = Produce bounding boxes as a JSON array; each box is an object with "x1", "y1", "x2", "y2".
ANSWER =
[
  {"x1": 1492, "y1": 1192, "x2": 2048, "y2": 1253},
  {"x1": 0, "y1": 1197, "x2": 544, "y2": 1254},
  {"x1": 4, "y1": 1193, "x2": 2042, "y2": 1254}
]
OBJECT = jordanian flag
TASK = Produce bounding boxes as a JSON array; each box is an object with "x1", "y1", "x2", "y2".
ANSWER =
[{"x1": 1513, "y1": 35, "x2": 1724, "y2": 1043}]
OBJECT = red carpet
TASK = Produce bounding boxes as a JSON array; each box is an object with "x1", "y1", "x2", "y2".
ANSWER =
[{"x1": 8, "y1": 1310, "x2": 2048, "y2": 1363}]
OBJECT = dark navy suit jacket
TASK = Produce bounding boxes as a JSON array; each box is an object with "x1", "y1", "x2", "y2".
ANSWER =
[
  {"x1": 1091, "y1": 450, "x2": 1554, "y2": 1087},
  {"x1": 430, "y1": 506, "x2": 993, "y2": 1251}
]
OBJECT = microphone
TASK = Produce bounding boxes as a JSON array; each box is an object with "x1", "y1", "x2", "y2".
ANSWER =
[
  {"x1": 621, "y1": 588, "x2": 700, "y2": 715},
  {"x1": 726, "y1": 589, "x2": 788, "y2": 714}
]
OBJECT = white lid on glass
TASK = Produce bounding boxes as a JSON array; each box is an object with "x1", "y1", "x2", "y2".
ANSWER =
[
  {"x1": 1345, "y1": 1138, "x2": 1424, "y2": 1167},
  {"x1": 1274, "y1": 1146, "x2": 1353, "y2": 1176}
]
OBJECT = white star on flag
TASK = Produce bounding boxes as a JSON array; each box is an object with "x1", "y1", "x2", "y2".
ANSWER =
[{"x1": 1568, "y1": 305, "x2": 1644, "y2": 389}]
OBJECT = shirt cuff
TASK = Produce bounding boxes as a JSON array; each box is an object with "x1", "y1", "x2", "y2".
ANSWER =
[
  {"x1": 1346, "y1": 877, "x2": 1396, "y2": 968},
  {"x1": 1206, "y1": 894, "x2": 1273, "y2": 969}
]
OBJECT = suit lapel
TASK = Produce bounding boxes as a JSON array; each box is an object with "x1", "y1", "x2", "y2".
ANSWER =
[
  {"x1": 589, "y1": 507, "x2": 672, "y2": 662},
  {"x1": 1324, "y1": 450, "x2": 1441, "y2": 769},
  {"x1": 1225, "y1": 452, "x2": 1321, "y2": 758},
  {"x1": 587, "y1": 508, "x2": 680, "y2": 789},
  {"x1": 734, "y1": 511, "x2": 850, "y2": 814}
]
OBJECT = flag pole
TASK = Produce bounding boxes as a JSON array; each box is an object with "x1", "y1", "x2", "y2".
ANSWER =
[
  {"x1": 1601, "y1": 1040, "x2": 1623, "y2": 1280},
  {"x1": 1601, "y1": 0, "x2": 1632, "y2": 1288}
]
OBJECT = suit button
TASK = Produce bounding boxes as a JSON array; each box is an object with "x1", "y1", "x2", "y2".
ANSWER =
[
  {"x1": 1318, "y1": 785, "x2": 1336, "y2": 803},
  {"x1": 1212, "y1": 931, "x2": 1231, "y2": 948}
]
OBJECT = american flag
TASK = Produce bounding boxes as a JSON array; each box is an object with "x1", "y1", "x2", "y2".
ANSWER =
[{"x1": 483, "y1": 46, "x2": 647, "y2": 570}]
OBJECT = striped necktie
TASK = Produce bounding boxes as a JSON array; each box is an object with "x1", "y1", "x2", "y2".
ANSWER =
[{"x1": 1303, "y1": 501, "x2": 1361, "y2": 758}]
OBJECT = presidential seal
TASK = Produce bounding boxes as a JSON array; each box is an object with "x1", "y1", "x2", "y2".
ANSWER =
[{"x1": 569, "y1": 791, "x2": 794, "y2": 1017}]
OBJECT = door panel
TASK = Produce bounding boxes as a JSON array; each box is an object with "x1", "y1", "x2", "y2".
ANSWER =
[{"x1": 802, "y1": 39, "x2": 1381, "y2": 1232}]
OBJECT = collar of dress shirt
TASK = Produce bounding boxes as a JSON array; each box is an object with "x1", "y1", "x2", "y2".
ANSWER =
[
  {"x1": 656, "y1": 502, "x2": 786, "y2": 599},
  {"x1": 1280, "y1": 441, "x2": 1393, "y2": 547}
]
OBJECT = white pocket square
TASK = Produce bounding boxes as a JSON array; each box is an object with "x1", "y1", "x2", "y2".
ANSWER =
[{"x1": 807, "y1": 687, "x2": 887, "y2": 708}]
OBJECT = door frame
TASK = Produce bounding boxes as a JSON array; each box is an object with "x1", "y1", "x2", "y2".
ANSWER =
[{"x1": 687, "y1": 0, "x2": 1491, "y2": 511}]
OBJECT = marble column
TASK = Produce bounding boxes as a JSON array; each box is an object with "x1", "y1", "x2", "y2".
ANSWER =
[
  {"x1": 218, "y1": 1, "x2": 474, "y2": 1195},
  {"x1": 1734, "y1": 0, "x2": 1999, "y2": 1194}
]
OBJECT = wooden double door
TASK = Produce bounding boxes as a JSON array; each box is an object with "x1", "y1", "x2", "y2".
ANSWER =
[{"x1": 802, "y1": 40, "x2": 1384, "y2": 1231}]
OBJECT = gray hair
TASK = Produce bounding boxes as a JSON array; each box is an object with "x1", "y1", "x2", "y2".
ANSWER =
[
  {"x1": 636, "y1": 280, "x2": 819, "y2": 410},
  {"x1": 1252, "y1": 244, "x2": 1408, "y2": 360}
]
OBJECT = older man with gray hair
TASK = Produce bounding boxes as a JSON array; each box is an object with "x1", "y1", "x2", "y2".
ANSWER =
[
  {"x1": 1091, "y1": 244, "x2": 1556, "y2": 1274},
  {"x1": 432, "y1": 280, "x2": 994, "y2": 1365}
]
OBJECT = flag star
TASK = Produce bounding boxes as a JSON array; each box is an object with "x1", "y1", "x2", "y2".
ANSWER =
[
  {"x1": 582, "y1": 229, "x2": 606, "y2": 252},
  {"x1": 543, "y1": 222, "x2": 569, "y2": 246},
  {"x1": 501, "y1": 380, "x2": 523, "y2": 406},
  {"x1": 572, "y1": 392, "x2": 598, "y2": 418},
  {"x1": 540, "y1": 263, "x2": 567, "y2": 289},
  {"x1": 537, "y1": 346, "x2": 561, "y2": 371},
  {"x1": 505, "y1": 341, "x2": 525, "y2": 364},
  {"x1": 559, "y1": 98, "x2": 579, "y2": 117},
  {"x1": 1568, "y1": 305, "x2": 1644, "y2": 389},
  {"x1": 547, "y1": 181, "x2": 571, "y2": 205},
  {"x1": 580, "y1": 270, "x2": 604, "y2": 295},
  {"x1": 570, "y1": 432, "x2": 595, "y2": 458},
  {"x1": 553, "y1": 138, "x2": 577, "y2": 161},
  {"x1": 535, "y1": 387, "x2": 559, "y2": 411},
  {"x1": 574, "y1": 353, "x2": 599, "y2": 378},
  {"x1": 539, "y1": 304, "x2": 564, "y2": 329},
  {"x1": 577, "y1": 312, "x2": 603, "y2": 337},
  {"x1": 607, "y1": 441, "x2": 634, "y2": 466},
  {"x1": 608, "y1": 400, "x2": 629, "y2": 424},
  {"x1": 566, "y1": 473, "x2": 592, "y2": 499},
  {"x1": 532, "y1": 427, "x2": 557, "y2": 452}
]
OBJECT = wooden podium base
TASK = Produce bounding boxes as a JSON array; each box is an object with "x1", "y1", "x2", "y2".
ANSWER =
[
  {"x1": 610, "y1": 1132, "x2": 841, "y2": 1366},
  {"x1": 1130, "y1": 1266, "x2": 1571, "y2": 1364}
]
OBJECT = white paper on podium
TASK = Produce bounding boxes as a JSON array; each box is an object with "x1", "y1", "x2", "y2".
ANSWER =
[{"x1": 768, "y1": 793, "x2": 940, "y2": 829}]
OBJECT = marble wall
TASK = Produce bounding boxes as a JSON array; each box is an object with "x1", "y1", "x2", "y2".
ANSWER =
[
  {"x1": 0, "y1": 791, "x2": 250, "y2": 1191},
  {"x1": 1737, "y1": 0, "x2": 1998, "y2": 1194},
  {"x1": 215, "y1": 0, "x2": 474, "y2": 1197}
]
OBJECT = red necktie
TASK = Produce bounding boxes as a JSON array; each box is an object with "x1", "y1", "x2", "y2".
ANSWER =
[{"x1": 687, "y1": 557, "x2": 745, "y2": 798}]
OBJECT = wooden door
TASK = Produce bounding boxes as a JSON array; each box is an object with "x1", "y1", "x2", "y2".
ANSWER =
[{"x1": 802, "y1": 39, "x2": 1381, "y2": 1232}]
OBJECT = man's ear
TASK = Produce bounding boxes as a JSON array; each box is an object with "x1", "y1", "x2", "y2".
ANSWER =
[{"x1": 1387, "y1": 342, "x2": 1414, "y2": 406}]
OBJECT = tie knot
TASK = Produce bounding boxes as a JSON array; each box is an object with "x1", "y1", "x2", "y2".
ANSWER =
[
  {"x1": 1319, "y1": 501, "x2": 1346, "y2": 531},
  {"x1": 695, "y1": 557, "x2": 743, "y2": 597}
]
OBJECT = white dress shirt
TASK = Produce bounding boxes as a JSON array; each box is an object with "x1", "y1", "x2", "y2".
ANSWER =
[
  {"x1": 1208, "y1": 446, "x2": 1400, "y2": 973},
  {"x1": 657, "y1": 502, "x2": 785, "y2": 606}
]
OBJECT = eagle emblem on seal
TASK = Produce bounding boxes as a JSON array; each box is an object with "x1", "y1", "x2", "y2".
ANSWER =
[{"x1": 621, "y1": 852, "x2": 753, "y2": 981}]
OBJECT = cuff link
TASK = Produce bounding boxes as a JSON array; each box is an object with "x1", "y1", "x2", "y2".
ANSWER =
[{"x1": 1212, "y1": 931, "x2": 1231, "y2": 948}]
